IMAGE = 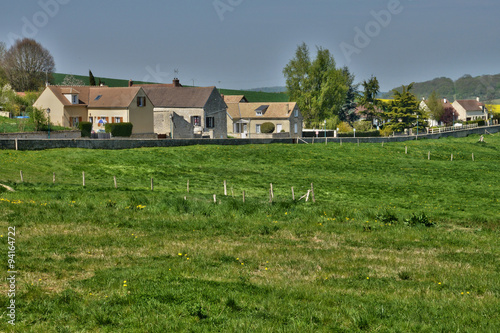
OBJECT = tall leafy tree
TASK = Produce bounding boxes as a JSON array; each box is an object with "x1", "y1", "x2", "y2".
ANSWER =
[
  {"x1": 283, "y1": 43, "x2": 348, "y2": 126},
  {"x1": 359, "y1": 76, "x2": 381, "y2": 126},
  {"x1": 338, "y1": 66, "x2": 359, "y2": 125},
  {"x1": 3, "y1": 38, "x2": 55, "y2": 91},
  {"x1": 0, "y1": 41, "x2": 7, "y2": 86},
  {"x1": 425, "y1": 90, "x2": 444, "y2": 123},
  {"x1": 89, "y1": 70, "x2": 96, "y2": 86},
  {"x1": 387, "y1": 83, "x2": 427, "y2": 132}
]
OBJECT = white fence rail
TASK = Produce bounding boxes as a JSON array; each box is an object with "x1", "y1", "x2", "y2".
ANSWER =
[{"x1": 428, "y1": 123, "x2": 478, "y2": 134}]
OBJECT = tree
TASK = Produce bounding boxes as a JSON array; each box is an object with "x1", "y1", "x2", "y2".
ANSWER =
[
  {"x1": 89, "y1": 70, "x2": 96, "y2": 86},
  {"x1": 359, "y1": 76, "x2": 381, "y2": 126},
  {"x1": 441, "y1": 105, "x2": 459, "y2": 126},
  {"x1": 386, "y1": 83, "x2": 427, "y2": 133},
  {"x1": 61, "y1": 75, "x2": 85, "y2": 86},
  {"x1": 338, "y1": 66, "x2": 359, "y2": 125},
  {"x1": 0, "y1": 41, "x2": 7, "y2": 86},
  {"x1": 27, "y1": 106, "x2": 47, "y2": 131},
  {"x1": 3, "y1": 38, "x2": 55, "y2": 91},
  {"x1": 425, "y1": 90, "x2": 444, "y2": 123},
  {"x1": 283, "y1": 43, "x2": 349, "y2": 126}
]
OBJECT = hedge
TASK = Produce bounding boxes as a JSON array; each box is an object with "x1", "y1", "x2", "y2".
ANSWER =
[
  {"x1": 337, "y1": 130, "x2": 381, "y2": 138},
  {"x1": 261, "y1": 122, "x2": 275, "y2": 134},
  {"x1": 78, "y1": 122, "x2": 92, "y2": 137},
  {"x1": 104, "y1": 122, "x2": 133, "y2": 137}
]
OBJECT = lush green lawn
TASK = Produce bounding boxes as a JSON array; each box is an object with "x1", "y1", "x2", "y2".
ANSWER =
[{"x1": 0, "y1": 135, "x2": 499, "y2": 332}]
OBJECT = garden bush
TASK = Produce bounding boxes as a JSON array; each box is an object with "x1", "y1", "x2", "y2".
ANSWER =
[
  {"x1": 261, "y1": 122, "x2": 275, "y2": 133},
  {"x1": 104, "y1": 122, "x2": 133, "y2": 137},
  {"x1": 338, "y1": 130, "x2": 380, "y2": 137},
  {"x1": 78, "y1": 122, "x2": 92, "y2": 137}
]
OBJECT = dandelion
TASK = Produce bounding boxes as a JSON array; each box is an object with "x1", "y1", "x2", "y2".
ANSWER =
[
  {"x1": 367, "y1": 277, "x2": 369, "y2": 280},
  {"x1": 178, "y1": 253, "x2": 182, "y2": 256},
  {"x1": 265, "y1": 268, "x2": 268, "y2": 270},
  {"x1": 241, "y1": 262, "x2": 244, "y2": 265}
]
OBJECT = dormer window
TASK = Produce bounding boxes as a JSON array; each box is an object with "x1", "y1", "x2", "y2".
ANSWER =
[
  {"x1": 72, "y1": 95, "x2": 78, "y2": 104},
  {"x1": 255, "y1": 105, "x2": 269, "y2": 116}
]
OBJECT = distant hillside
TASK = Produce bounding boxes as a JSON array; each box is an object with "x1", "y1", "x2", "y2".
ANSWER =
[
  {"x1": 52, "y1": 73, "x2": 289, "y2": 103},
  {"x1": 381, "y1": 74, "x2": 500, "y2": 102},
  {"x1": 247, "y1": 86, "x2": 287, "y2": 93}
]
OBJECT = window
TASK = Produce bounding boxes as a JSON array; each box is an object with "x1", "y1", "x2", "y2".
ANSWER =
[
  {"x1": 191, "y1": 116, "x2": 201, "y2": 126},
  {"x1": 206, "y1": 117, "x2": 215, "y2": 128},
  {"x1": 294, "y1": 108, "x2": 298, "y2": 117},
  {"x1": 89, "y1": 117, "x2": 94, "y2": 124},
  {"x1": 256, "y1": 111, "x2": 262, "y2": 116},
  {"x1": 72, "y1": 95, "x2": 78, "y2": 104},
  {"x1": 94, "y1": 95, "x2": 102, "y2": 101},
  {"x1": 276, "y1": 124, "x2": 282, "y2": 133},
  {"x1": 256, "y1": 124, "x2": 261, "y2": 133},
  {"x1": 71, "y1": 117, "x2": 81, "y2": 127},
  {"x1": 294, "y1": 123, "x2": 298, "y2": 134},
  {"x1": 113, "y1": 117, "x2": 123, "y2": 123},
  {"x1": 137, "y1": 96, "x2": 146, "y2": 107}
]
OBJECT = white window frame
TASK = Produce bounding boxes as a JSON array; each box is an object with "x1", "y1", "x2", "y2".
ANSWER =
[
  {"x1": 256, "y1": 124, "x2": 261, "y2": 133},
  {"x1": 72, "y1": 95, "x2": 78, "y2": 104},
  {"x1": 294, "y1": 108, "x2": 298, "y2": 117},
  {"x1": 294, "y1": 123, "x2": 298, "y2": 134},
  {"x1": 276, "y1": 124, "x2": 282, "y2": 133}
]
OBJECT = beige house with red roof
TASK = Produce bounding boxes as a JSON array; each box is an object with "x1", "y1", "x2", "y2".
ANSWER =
[
  {"x1": 33, "y1": 86, "x2": 154, "y2": 135},
  {"x1": 420, "y1": 98, "x2": 457, "y2": 127},
  {"x1": 226, "y1": 99, "x2": 303, "y2": 138},
  {"x1": 452, "y1": 98, "x2": 489, "y2": 122}
]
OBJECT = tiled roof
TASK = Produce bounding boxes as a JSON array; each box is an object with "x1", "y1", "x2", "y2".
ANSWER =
[
  {"x1": 142, "y1": 86, "x2": 217, "y2": 108},
  {"x1": 224, "y1": 95, "x2": 247, "y2": 104},
  {"x1": 227, "y1": 102, "x2": 297, "y2": 119},
  {"x1": 455, "y1": 100, "x2": 485, "y2": 111},
  {"x1": 88, "y1": 87, "x2": 142, "y2": 108}
]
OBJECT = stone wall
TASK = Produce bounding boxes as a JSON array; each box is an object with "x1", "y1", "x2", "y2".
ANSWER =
[
  {"x1": 0, "y1": 130, "x2": 81, "y2": 140},
  {"x1": 1, "y1": 125, "x2": 498, "y2": 151}
]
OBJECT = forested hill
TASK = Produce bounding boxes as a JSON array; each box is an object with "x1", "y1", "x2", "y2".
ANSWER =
[{"x1": 381, "y1": 74, "x2": 500, "y2": 102}]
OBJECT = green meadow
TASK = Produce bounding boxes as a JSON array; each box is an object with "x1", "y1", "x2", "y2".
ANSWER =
[{"x1": 0, "y1": 135, "x2": 499, "y2": 332}]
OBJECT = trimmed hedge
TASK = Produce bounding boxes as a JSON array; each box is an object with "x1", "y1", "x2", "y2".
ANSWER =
[
  {"x1": 465, "y1": 119, "x2": 486, "y2": 126},
  {"x1": 78, "y1": 122, "x2": 92, "y2": 137},
  {"x1": 261, "y1": 122, "x2": 275, "y2": 134},
  {"x1": 104, "y1": 122, "x2": 133, "y2": 137},
  {"x1": 338, "y1": 130, "x2": 381, "y2": 138}
]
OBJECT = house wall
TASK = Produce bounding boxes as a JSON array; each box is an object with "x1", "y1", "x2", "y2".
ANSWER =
[
  {"x1": 127, "y1": 92, "x2": 155, "y2": 134},
  {"x1": 88, "y1": 108, "x2": 128, "y2": 132},
  {"x1": 33, "y1": 89, "x2": 65, "y2": 126},
  {"x1": 64, "y1": 106, "x2": 88, "y2": 128},
  {"x1": 154, "y1": 108, "x2": 202, "y2": 137},
  {"x1": 204, "y1": 88, "x2": 228, "y2": 139}
]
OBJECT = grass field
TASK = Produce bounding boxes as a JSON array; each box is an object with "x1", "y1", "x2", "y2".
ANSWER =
[{"x1": 0, "y1": 135, "x2": 499, "y2": 332}]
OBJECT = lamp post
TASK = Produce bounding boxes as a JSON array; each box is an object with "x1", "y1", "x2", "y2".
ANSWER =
[
  {"x1": 324, "y1": 119, "x2": 327, "y2": 140},
  {"x1": 46, "y1": 108, "x2": 50, "y2": 139}
]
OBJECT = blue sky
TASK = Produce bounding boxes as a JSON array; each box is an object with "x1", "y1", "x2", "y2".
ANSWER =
[{"x1": 1, "y1": 0, "x2": 499, "y2": 91}]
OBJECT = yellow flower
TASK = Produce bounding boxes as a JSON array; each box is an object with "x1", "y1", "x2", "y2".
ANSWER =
[
  {"x1": 178, "y1": 253, "x2": 182, "y2": 256},
  {"x1": 366, "y1": 277, "x2": 369, "y2": 280}
]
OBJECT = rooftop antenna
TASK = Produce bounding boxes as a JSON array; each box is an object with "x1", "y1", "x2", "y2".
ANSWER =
[{"x1": 174, "y1": 69, "x2": 179, "y2": 79}]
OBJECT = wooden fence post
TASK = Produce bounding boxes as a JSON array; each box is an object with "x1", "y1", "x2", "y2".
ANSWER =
[
  {"x1": 114, "y1": 176, "x2": 117, "y2": 189},
  {"x1": 311, "y1": 183, "x2": 316, "y2": 203},
  {"x1": 269, "y1": 188, "x2": 273, "y2": 203},
  {"x1": 213, "y1": 194, "x2": 217, "y2": 204},
  {"x1": 151, "y1": 178, "x2": 154, "y2": 191},
  {"x1": 428, "y1": 151, "x2": 430, "y2": 160},
  {"x1": 20, "y1": 170, "x2": 23, "y2": 183},
  {"x1": 451, "y1": 154, "x2": 453, "y2": 161},
  {"x1": 53, "y1": 172, "x2": 55, "y2": 184},
  {"x1": 270, "y1": 183, "x2": 274, "y2": 199},
  {"x1": 224, "y1": 180, "x2": 227, "y2": 196},
  {"x1": 405, "y1": 146, "x2": 408, "y2": 154},
  {"x1": 82, "y1": 171, "x2": 85, "y2": 186},
  {"x1": 472, "y1": 153, "x2": 474, "y2": 162},
  {"x1": 187, "y1": 179, "x2": 189, "y2": 193},
  {"x1": 242, "y1": 191, "x2": 245, "y2": 203},
  {"x1": 291, "y1": 187, "x2": 295, "y2": 201},
  {"x1": 15, "y1": 138, "x2": 18, "y2": 151}
]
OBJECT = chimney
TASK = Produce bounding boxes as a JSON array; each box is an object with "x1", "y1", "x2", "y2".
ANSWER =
[
  {"x1": 476, "y1": 97, "x2": 480, "y2": 102},
  {"x1": 443, "y1": 98, "x2": 447, "y2": 104},
  {"x1": 173, "y1": 78, "x2": 180, "y2": 87},
  {"x1": 128, "y1": 80, "x2": 133, "y2": 87}
]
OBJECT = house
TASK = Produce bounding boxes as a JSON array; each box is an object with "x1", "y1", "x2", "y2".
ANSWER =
[
  {"x1": 226, "y1": 101, "x2": 303, "y2": 138},
  {"x1": 420, "y1": 98, "x2": 457, "y2": 127},
  {"x1": 33, "y1": 86, "x2": 155, "y2": 135},
  {"x1": 140, "y1": 83, "x2": 227, "y2": 139},
  {"x1": 223, "y1": 95, "x2": 248, "y2": 104},
  {"x1": 452, "y1": 98, "x2": 489, "y2": 122}
]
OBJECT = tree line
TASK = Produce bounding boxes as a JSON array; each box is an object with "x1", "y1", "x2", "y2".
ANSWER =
[{"x1": 283, "y1": 42, "x2": 427, "y2": 133}]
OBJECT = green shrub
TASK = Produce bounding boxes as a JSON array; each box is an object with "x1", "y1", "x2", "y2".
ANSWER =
[
  {"x1": 353, "y1": 120, "x2": 373, "y2": 132},
  {"x1": 405, "y1": 213, "x2": 435, "y2": 227},
  {"x1": 78, "y1": 122, "x2": 92, "y2": 137},
  {"x1": 104, "y1": 122, "x2": 133, "y2": 137},
  {"x1": 261, "y1": 122, "x2": 275, "y2": 133}
]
